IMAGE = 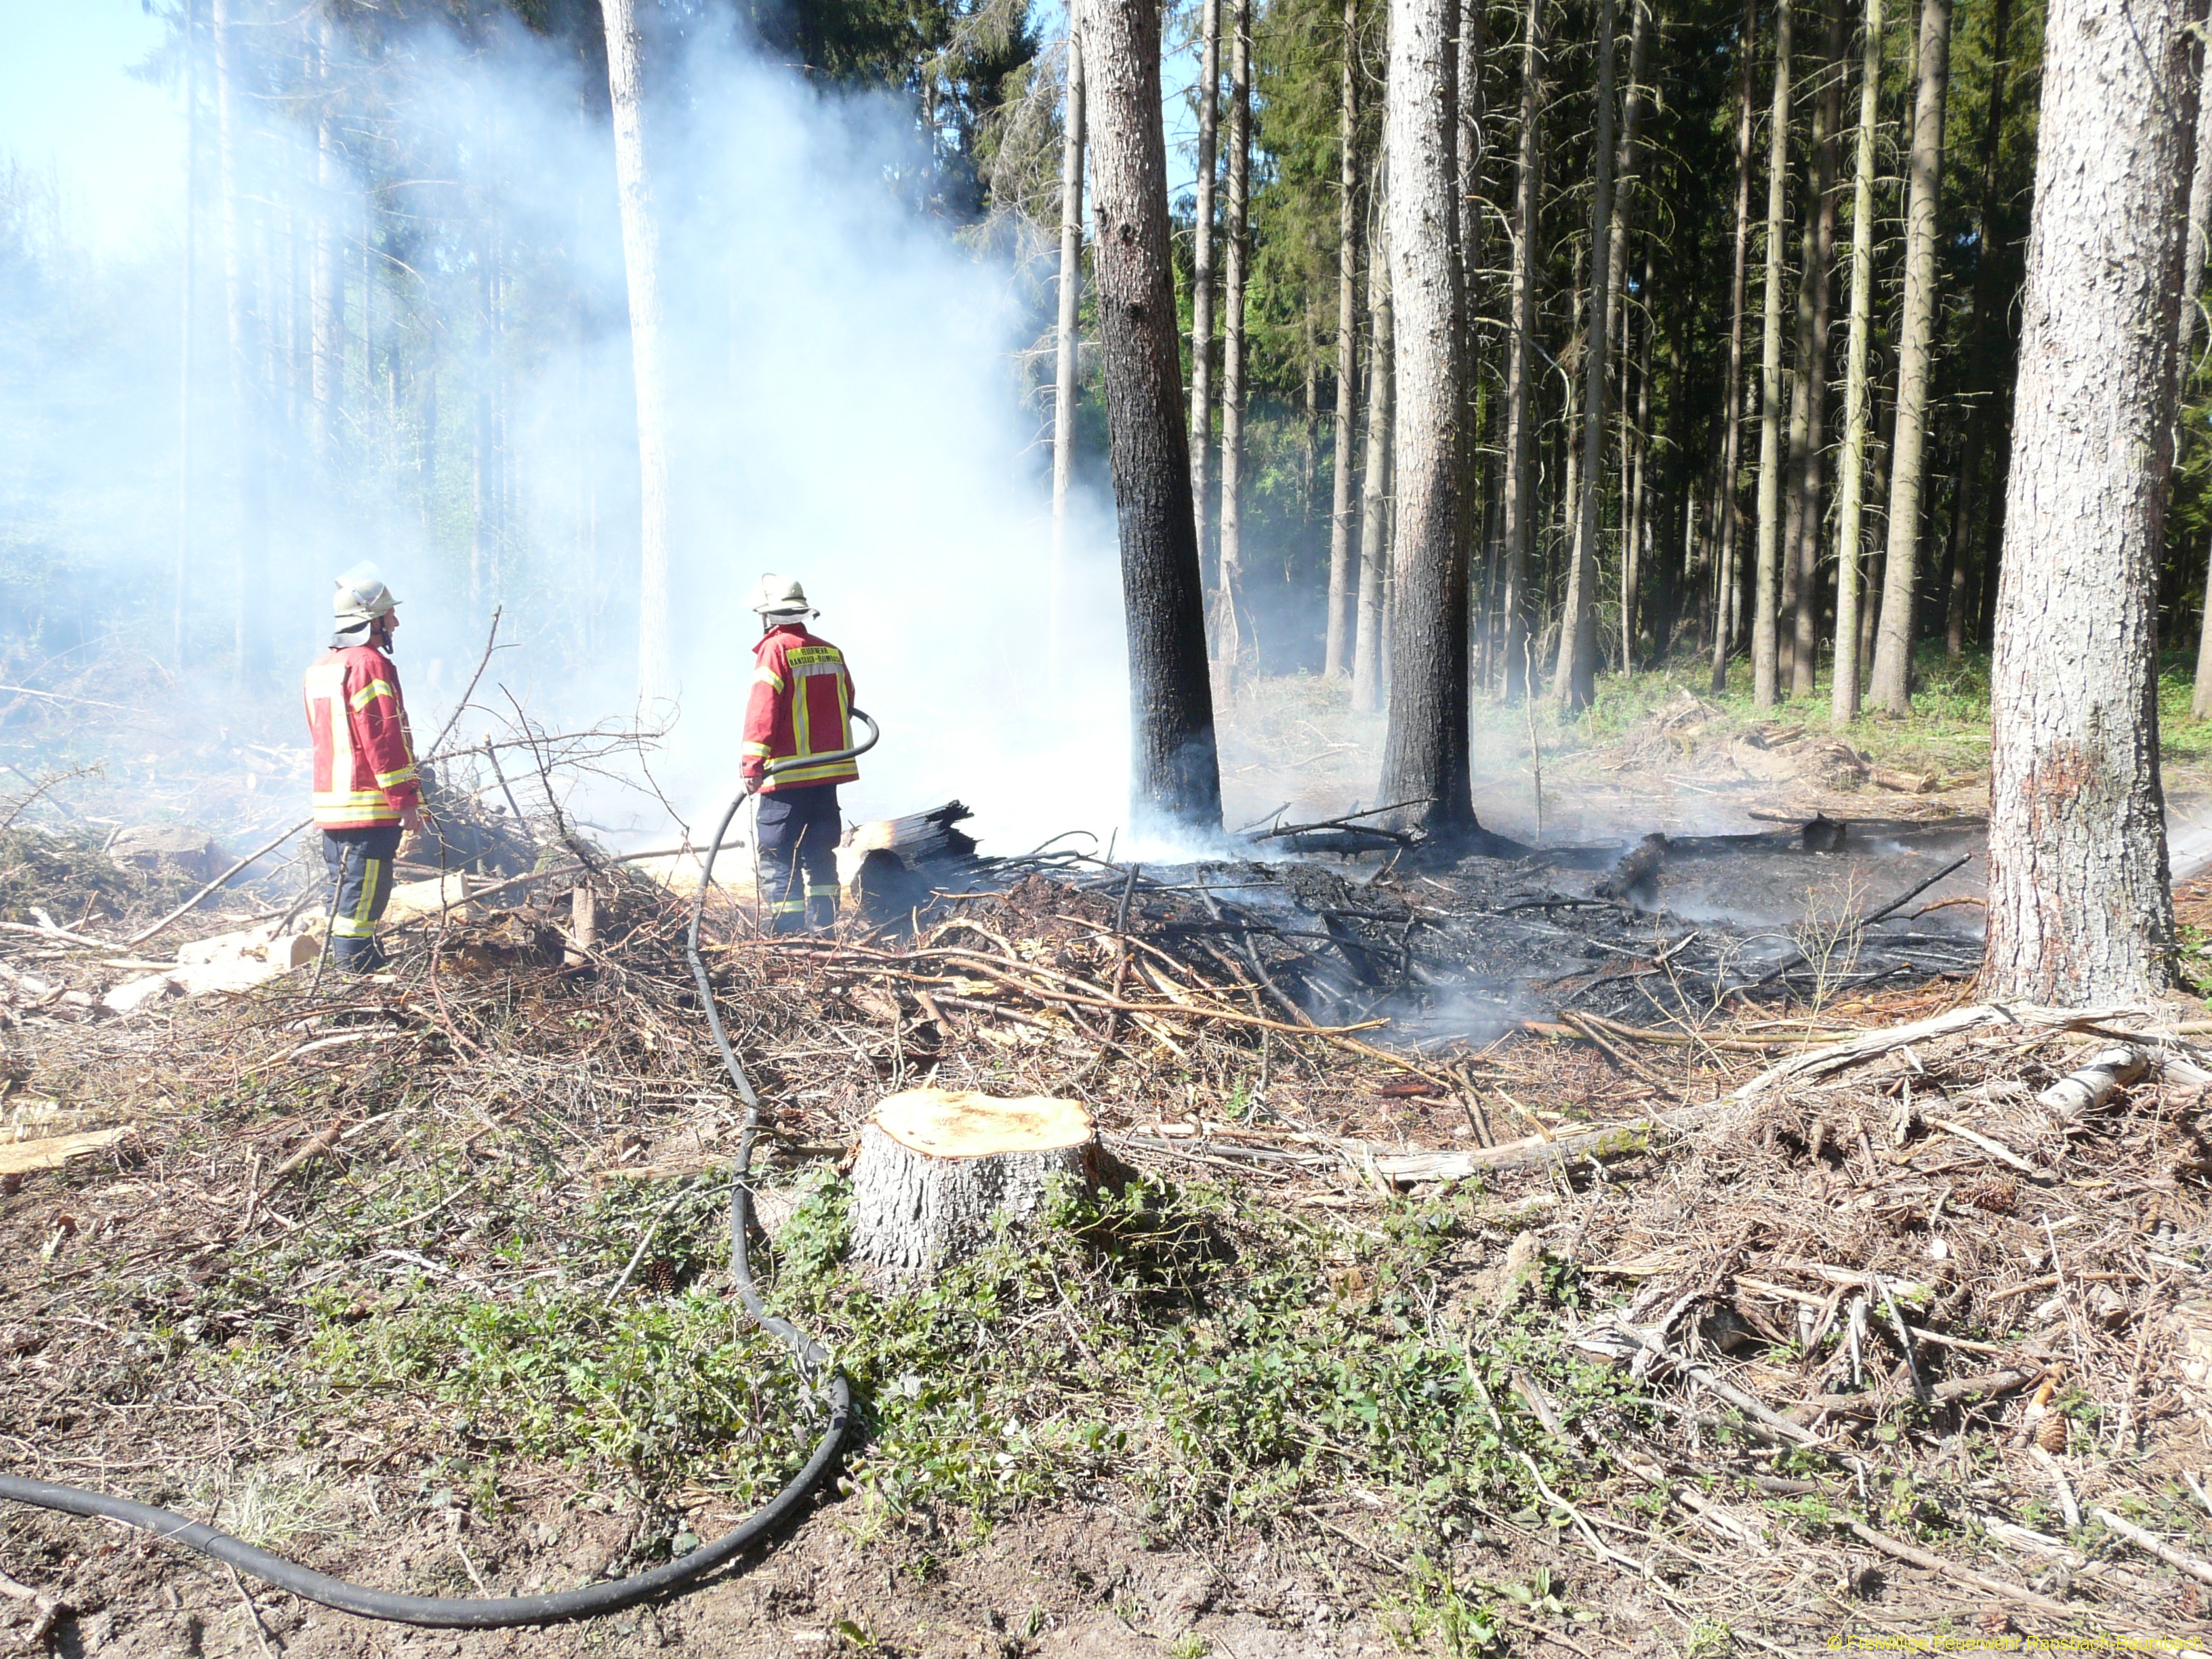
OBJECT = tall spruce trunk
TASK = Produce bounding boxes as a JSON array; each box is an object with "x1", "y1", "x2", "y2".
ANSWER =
[
  {"x1": 1079, "y1": 0, "x2": 1224, "y2": 834},
  {"x1": 1500, "y1": 0, "x2": 1545, "y2": 700},
  {"x1": 1326, "y1": 0, "x2": 1363, "y2": 679},
  {"x1": 1944, "y1": 0, "x2": 2013, "y2": 660},
  {"x1": 1866, "y1": 0, "x2": 1950, "y2": 716},
  {"x1": 1215, "y1": 0, "x2": 1254, "y2": 671},
  {"x1": 1982, "y1": 0, "x2": 2198, "y2": 1003},
  {"x1": 1750, "y1": 0, "x2": 1794, "y2": 709},
  {"x1": 212, "y1": 0, "x2": 266, "y2": 680},
  {"x1": 1189, "y1": 0, "x2": 1222, "y2": 581},
  {"x1": 1553, "y1": 0, "x2": 1620, "y2": 710},
  {"x1": 1607, "y1": 0, "x2": 1656, "y2": 670},
  {"x1": 1050, "y1": 26, "x2": 1087, "y2": 676},
  {"x1": 1711, "y1": 0, "x2": 1759, "y2": 693},
  {"x1": 1458, "y1": 0, "x2": 1489, "y2": 689},
  {"x1": 1380, "y1": 0, "x2": 1475, "y2": 832},
  {"x1": 1353, "y1": 184, "x2": 1395, "y2": 714},
  {"x1": 2182, "y1": 42, "x2": 2212, "y2": 718},
  {"x1": 177, "y1": 0, "x2": 200, "y2": 665},
  {"x1": 310, "y1": 14, "x2": 344, "y2": 474},
  {"x1": 602, "y1": 0, "x2": 673, "y2": 701},
  {"x1": 1830, "y1": 0, "x2": 1881, "y2": 722},
  {"x1": 1318, "y1": 0, "x2": 1353, "y2": 681},
  {"x1": 1789, "y1": 0, "x2": 1845, "y2": 697}
]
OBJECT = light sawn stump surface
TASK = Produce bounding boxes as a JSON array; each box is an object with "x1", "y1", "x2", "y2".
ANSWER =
[{"x1": 848, "y1": 1088, "x2": 1108, "y2": 1285}]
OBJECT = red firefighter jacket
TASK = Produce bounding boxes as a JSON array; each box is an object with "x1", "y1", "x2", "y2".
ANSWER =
[
  {"x1": 303, "y1": 644, "x2": 421, "y2": 830},
  {"x1": 742, "y1": 625, "x2": 859, "y2": 792}
]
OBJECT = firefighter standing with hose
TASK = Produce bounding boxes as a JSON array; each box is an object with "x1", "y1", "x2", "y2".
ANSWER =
[
  {"x1": 302, "y1": 572, "x2": 422, "y2": 972},
  {"x1": 742, "y1": 575, "x2": 859, "y2": 934}
]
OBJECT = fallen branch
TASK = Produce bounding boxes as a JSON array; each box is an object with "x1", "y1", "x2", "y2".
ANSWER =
[
  {"x1": 1844, "y1": 1520, "x2": 2077, "y2": 1618},
  {"x1": 2092, "y1": 1508, "x2": 2212, "y2": 1589},
  {"x1": 2036, "y1": 1045, "x2": 2149, "y2": 1115}
]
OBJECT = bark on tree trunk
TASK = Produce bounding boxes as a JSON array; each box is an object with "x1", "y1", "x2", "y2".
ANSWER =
[
  {"x1": 1553, "y1": 0, "x2": 1619, "y2": 711},
  {"x1": 1050, "y1": 25, "x2": 1087, "y2": 679},
  {"x1": 213, "y1": 0, "x2": 268, "y2": 682},
  {"x1": 1790, "y1": 0, "x2": 1845, "y2": 699},
  {"x1": 847, "y1": 1090, "x2": 1111, "y2": 1286},
  {"x1": 1215, "y1": 0, "x2": 1253, "y2": 674},
  {"x1": 1982, "y1": 0, "x2": 2196, "y2": 1004},
  {"x1": 310, "y1": 14, "x2": 344, "y2": 476},
  {"x1": 1080, "y1": 0, "x2": 1225, "y2": 834},
  {"x1": 1500, "y1": 0, "x2": 1545, "y2": 701},
  {"x1": 1866, "y1": 0, "x2": 1950, "y2": 716},
  {"x1": 1318, "y1": 0, "x2": 1353, "y2": 681},
  {"x1": 1353, "y1": 175, "x2": 1395, "y2": 715},
  {"x1": 1944, "y1": 0, "x2": 2013, "y2": 661},
  {"x1": 1712, "y1": 0, "x2": 1759, "y2": 695},
  {"x1": 1326, "y1": 0, "x2": 1362, "y2": 680},
  {"x1": 177, "y1": 0, "x2": 200, "y2": 668},
  {"x1": 1189, "y1": 0, "x2": 1221, "y2": 586},
  {"x1": 1607, "y1": 0, "x2": 1656, "y2": 675},
  {"x1": 1380, "y1": 0, "x2": 1475, "y2": 832},
  {"x1": 602, "y1": 0, "x2": 673, "y2": 703},
  {"x1": 1750, "y1": 0, "x2": 1795, "y2": 710},
  {"x1": 2182, "y1": 41, "x2": 2212, "y2": 718},
  {"x1": 1830, "y1": 0, "x2": 1882, "y2": 724}
]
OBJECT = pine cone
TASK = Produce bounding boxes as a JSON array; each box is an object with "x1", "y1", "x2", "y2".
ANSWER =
[{"x1": 2036, "y1": 1412, "x2": 2069, "y2": 1453}]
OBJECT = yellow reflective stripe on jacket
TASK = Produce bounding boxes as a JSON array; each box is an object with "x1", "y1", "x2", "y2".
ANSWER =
[
  {"x1": 766, "y1": 756, "x2": 859, "y2": 787},
  {"x1": 754, "y1": 666, "x2": 785, "y2": 692},
  {"x1": 373, "y1": 764, "x2": 418, "y2": 789},
  {"x1": 741, "y1": 741, "x2": 773, "y2": 758},
  {"x1": 350, "y1": 678, "x2": 396, "y2": 712}
]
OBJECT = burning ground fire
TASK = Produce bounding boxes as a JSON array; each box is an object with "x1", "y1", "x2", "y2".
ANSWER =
[{"x1": 5, "y1": 684, "x2": 2212, "y2": 1654}]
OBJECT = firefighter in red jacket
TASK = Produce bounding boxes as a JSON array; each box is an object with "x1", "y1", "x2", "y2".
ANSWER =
[
  {"x1": 303, "y1": 573, "x2": 422, "y2": 972},
  {"x1": 742, "y1": 575, "x2": 858, "y2": 934}
]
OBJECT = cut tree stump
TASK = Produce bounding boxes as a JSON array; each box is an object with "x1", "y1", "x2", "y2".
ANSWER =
[{"x1": 848, "y1": 1088, "x2": 1108, "y2": 1285}]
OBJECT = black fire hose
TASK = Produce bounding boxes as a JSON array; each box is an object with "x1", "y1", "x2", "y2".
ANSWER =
[{"x1": 0, "y1": 712, "x2": 882, "y2": 1628}]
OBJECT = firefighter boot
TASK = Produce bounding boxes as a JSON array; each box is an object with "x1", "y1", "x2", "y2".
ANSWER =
[
  {"x1": 331, "y1": 935, "x2": 388, "y2": 974},
  {"x1": 806, "y1": 884, "x2": 839, "y2": 933}
]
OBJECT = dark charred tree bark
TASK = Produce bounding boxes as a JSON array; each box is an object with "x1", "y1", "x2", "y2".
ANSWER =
[
  {"x1": 1867, "y1": 0, "x2": 1951, "y2": 716},
  {"x1": 1079, "y1": 0, "x2": 1224, "y2": 834},
  {"x1": 1380, "y1": 0, "x2": 1476, "y2": 834},
  {"x1": 1982, "y1": 0, "x2": 2198, "y2": 1003},
  {"x1": 1788, "y1": 0, "x2": 1845, "y2": 699},
  {"x1": 1325, "y1": 0, "x2": 1362, "y2": 679}
]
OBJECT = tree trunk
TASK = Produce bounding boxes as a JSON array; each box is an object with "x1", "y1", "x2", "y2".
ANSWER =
[
  {"x1": 1380, "y1": 0, "x2": 1475, "y2": 833},
  {"x1": 1981, "y1": 0, "x2": 2196, "y2": 1004},
  {"x1": 1830, "y1": 0, "x2": 1882, "y2": 724},
  {"x1": 177, "y1": 0, "x2": 200, "y2": 668},
  {"x1": 1080, "y1": 0, "x2": 1225, "y2": 834},
  {"x1": 1352, "y1": 177, "x2": 1395, "y2": 715},
  {"x1": 1624, "y1": 249, "x2": 1654, "y2": 665},
  {"x1": 311, "y1": 14, "x2": 344, "y2": 476},
  {"x1": 1215, "y1": 0, "x2": 1253, "y2": 673},
  {"x1": 1750, "y1": 0, "x2": 1794, "y2": 710},
  {"x1": 1711, "y1": 0, "x2": 1759, "y2": 694},
  {"x1": 1500, "y1": 0, "x2": 1545, "y2": 701},
  {"x1": 1866, "y1": 0, "x2": 1950, "y2": 716},
  {"x1": 1189, "y1": 0, "x2": 1221, "y2": 586},
  {"x1": 1326, "y1": 0, "x2": 1363, "y2": 680},
  {"x1": 1789, "y1": 0, "x2": 1845, "y2": 699},
  {"x1": 1553, "y1": 0, "x2": 1619, "y2": 711},
  {"x1": 602, "y1": 0, "x2": 673, "y2": 702},
  {"x1": 2183, "y1": 42, "x2": 2212, "y2": 718},
  {"x1": 847, "y1": 1090, "x2": 1110, "y2": 1286},
  {"x1": 212, "y1": 0, "x2": 267, "y2": 682},
  {"x1": 1050, "y1": 25, "x2": 1087, "y2": 678}
]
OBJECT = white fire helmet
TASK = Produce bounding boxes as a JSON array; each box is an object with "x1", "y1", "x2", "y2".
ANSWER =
[
  {"x1": 751, "y1": 573, "x2": 815, "y2": 619},
  {"x1": 333, "y1": 571, "x2": 401, "y2": 626}
]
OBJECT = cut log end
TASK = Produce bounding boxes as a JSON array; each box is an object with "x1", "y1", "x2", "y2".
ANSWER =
[{"x1": 848, "y1": 1088, "x2": 1108, "y2": 1286}]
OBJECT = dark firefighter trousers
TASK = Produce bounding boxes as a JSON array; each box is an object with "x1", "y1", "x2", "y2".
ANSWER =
[
  {"x1": 323, "y1": 825, "x2": 402, "y2": 971},
  {"x1": 756, "y1": 783, "x2": 840, "y2": 934}
]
